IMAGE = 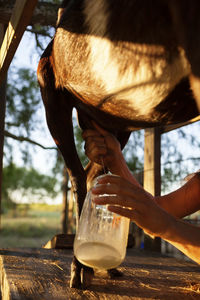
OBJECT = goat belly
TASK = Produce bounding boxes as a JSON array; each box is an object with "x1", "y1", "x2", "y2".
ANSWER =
[{"x1": 53, "y1": 28, "x2": 191, "y2": 122}]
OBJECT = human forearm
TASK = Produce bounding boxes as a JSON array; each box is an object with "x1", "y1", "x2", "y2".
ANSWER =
[
  {"x1": 155, "y1": 173, "x2": 200, "y2": 218},
  {"x1": 108, "y1": 151, "x2": 141, "y2": 187},
  {"x1": 161, "y1": 217, "x2": 200, "y2": 264}
]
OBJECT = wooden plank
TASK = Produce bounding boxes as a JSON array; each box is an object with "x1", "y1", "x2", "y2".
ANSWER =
[
  {"x1": 43, "y1": 233, "x2": 134, "y2": 250},
  {"x1": 0, "y1": 0, "x2": 38, "y2": 84},
  {"x1": 0, "y1": 24, "x2": 7, "y2": 230},
  {"x1": 162, "y1": 115, "x2": 200, "y2": 133},
  {"x1": 43, "y1": 234, "x2": 75, "y2": 249},
  {"x1": 0, "y1": 78, "x2": 6, "y2": 230},
  {"x1": 0, "y1": 248, "x2": 200, "y2": 299},
  {"x1": 0, "y1": 1, "x2": 59, "y2": 27},
  {"x1": 143, "y1": 128, "x2": 161, "y2": 252}
]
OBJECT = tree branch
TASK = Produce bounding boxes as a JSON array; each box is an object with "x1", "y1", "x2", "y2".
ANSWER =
[
  {"x1": 0, "y1": 0, "x2": 59, "y2": 27},
  {"x1": 26, "y1": 27, "x2": 52, "y2": 38},
  {"x1": 162, "y1": 157, "x2": 200, "y2": 166},
  {"x1": 4, "y1": 130, "x2": 57, "y2": 151}
]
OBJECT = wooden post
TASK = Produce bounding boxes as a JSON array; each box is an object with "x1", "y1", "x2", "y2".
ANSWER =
[
  {"x1": 0, "y1": 0, "x2": 38, "y2": 84},
  {"x1": 0, "y1": 76, "x2": 6, "y2": 231},
  {"x1": 0, "y1": 24, "x2": 7, "y2": 230},
  {"x1": 143, "y1": 127, "x2": 161, "y2": 251},
  {"x1": 0, "y1": 0, "x2": 38, "y2": 229}
]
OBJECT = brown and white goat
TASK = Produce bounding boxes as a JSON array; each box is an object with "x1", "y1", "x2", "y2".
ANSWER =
[{"x1": 37, "y1": 0, "x2": 200, "y2": 288}]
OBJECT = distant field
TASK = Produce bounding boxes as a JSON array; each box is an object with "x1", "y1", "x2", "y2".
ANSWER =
[{"x1": 0, "y1": 204, "x2": 63, "y2": 248}]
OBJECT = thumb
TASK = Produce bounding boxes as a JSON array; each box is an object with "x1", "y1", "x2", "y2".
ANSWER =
[{"x1": 92, "y1": 121, "x2": 110, "y2": 137}]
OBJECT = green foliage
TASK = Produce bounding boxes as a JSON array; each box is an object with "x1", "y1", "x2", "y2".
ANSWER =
[
  {"x1": 2, "y1": 65, "x2": 61, "y2": 212},
  {"x1": 2, "y1": 163, "x2": 58, "y2": 213},
  {"x1": 6, "y1": 67, "x2": 41, "y2": 135},
  {"x1": 3, "y1": 163, "x2": 58, "y2": 196},
  {"x1": 74, "y1": 123, "x2": 89, "y2": 168},
  {"x1": 5, "y1": 67, "x2": 43, "y2": 165},
  {"x1": 161, "y1": 125, "x2": 200, "y2": 193},
  {"x1": 123, "y1": 130, "x2": 144, "y2": 173}
]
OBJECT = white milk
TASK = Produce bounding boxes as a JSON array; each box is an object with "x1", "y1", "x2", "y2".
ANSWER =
[{"x1": 75, "y1": 241, "x2": 123, "y2": 269}]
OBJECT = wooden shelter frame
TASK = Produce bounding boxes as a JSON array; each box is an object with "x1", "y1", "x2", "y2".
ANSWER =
[
  {"x1": 0, "y1": 0, "x2": 38, "y2": 228},
  {"x1": 0, "y1": 0, "x2": 199, "y2": 237},
  {"x1": 144, "y1": 115, "x2": 200, "y2": 198}
]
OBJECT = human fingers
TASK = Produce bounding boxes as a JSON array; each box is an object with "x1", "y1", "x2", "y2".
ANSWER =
[
  {"x1": 85, "y1": 144, "x2": 107, "y2": 161},
  {"x1": 93, "y1": 193, "x2": 150, "y2": 232},
  {"x1": 92, "y1": 175, "x2": 172, "y2": 237},
  {"x1": 107, "y1": 205, "x2": 138, "y2": 220},
  {"x1": 94, "y1": 174, "x2": 135, "y2": 194},
  {"x1": 92, "y1": 121, "x2": 111, "y2": 137},
  {"x1": 84, "y1": 124, "x2": 121, "y2": 158},
  {"x1": 96, "y1": 192, "x2": 170, "y2": 238},
  {"x1": 92, "y1": 194, "x2": 137, "y2": 210},
  {"x1": 84, "y1": 135, "x2": 107, "y2": 158},
  {"x1": 92, "y1": 122, "x2": 120, "y2": 149},
  {"x1": 107, "y1": 204, "x2": 167, "y2": 237},
  {"x1": 83, "y1": 130, "x2": 108, "y2": 154},
  {"x1": 92, "y1": 175, "x2": 153, "y2": 209},
  {"x1": 84, "y1": 135, "x2": 106, "y2": 149},
  {"x1": 96, "y1": 174, "x2": 123, "y2": 184},
  {"x1": 82, "y1": 129, "x2": 102, "y2": 140},
  {"x1": 92, "y1": 176, "x2": 142, "y2": 209}
]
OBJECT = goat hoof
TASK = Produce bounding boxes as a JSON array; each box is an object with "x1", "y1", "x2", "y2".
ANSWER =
[
  {"x1": 70, "y1": 257, "x2": 82, "y2": 288},
  {"x1": 107, "y1": 268, "x2": 123, "y2": 278},
  {"x1": 70, "y1": 257, "x2": 94, "y2": 289},
  {"x1": 70, "y1": 274, "x2": 81, "y2": 289},
  {"x1": 81, "y1": 266, "x2": 94, "y2": 289}
]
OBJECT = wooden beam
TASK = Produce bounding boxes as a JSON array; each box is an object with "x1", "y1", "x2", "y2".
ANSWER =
[
  {"x1": 0, "y1": 77, "x2": 6, "y2": 231},
  {"x1": 0, "y1": 0, "x2": 38, "y2": 84},
  {"x1": 162, "y1": 115, "x2": 200, "y2": 134},
  {"x1": 0, "y1": 24, "x2": 7, "y2": 231},
  {"x1": 0, "y1": 1, "x2": 58, "y2": 27},
  {"x1": 143, "y1": 127, "x2": 161, "y2": 252},
  {"x1": 143, "y1": 127, "x2": 161, "y2": 196}
]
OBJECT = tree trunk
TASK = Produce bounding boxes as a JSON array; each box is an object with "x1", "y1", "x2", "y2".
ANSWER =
[{"x1": 0, "y1": 0, "x2": 59, "y2": 26}]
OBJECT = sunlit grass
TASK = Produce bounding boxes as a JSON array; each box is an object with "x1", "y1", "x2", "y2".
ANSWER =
[{"x1": 0, "y1": 204, "x2": 62, "y2": 248}]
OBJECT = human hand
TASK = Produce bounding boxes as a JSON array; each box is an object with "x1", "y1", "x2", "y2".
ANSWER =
[
  {"x1": 82, "y1": 122, "x2": 122, "y2": 171},
  {"x1": 92, "y1": 174, "x2": 174, "y2": 238}
]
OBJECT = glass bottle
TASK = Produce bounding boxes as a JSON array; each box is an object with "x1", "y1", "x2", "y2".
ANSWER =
[{"x1": 74, "y1": 175, "x2": 130, "y2": 270}]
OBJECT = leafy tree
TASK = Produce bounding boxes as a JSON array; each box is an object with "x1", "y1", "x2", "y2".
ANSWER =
[
  {"x1": 5, "y1": 67, "x2": 42, "y2": 165},
  {"x1": 161, "y1": 125, "x2": 200, "y2": 193},
  {"x1": 2, "y1": 66, "x2": 59, "y2": 211},
  {"x1": 123, "y1": 130, "x2": 144, "y2": 173},
  {"x1": 2, "y1": 163, "x2": 58, "y2": 213}
]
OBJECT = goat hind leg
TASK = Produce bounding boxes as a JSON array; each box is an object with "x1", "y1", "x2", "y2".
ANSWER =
[{"x1": 38, "y1": 50, "x2": 91, "y2": 288}]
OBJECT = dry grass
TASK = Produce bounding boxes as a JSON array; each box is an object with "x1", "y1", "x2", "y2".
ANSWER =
[{"x1": 0, "y1": 204, "x2": 62, "y2": 248}]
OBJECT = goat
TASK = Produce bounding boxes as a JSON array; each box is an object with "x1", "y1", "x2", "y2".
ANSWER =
[{"x1": 37, "y1": 0, "x2": 200, "y2": 288}]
